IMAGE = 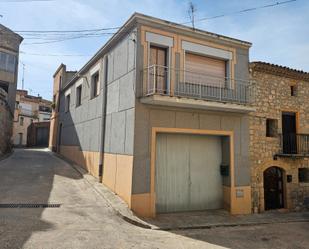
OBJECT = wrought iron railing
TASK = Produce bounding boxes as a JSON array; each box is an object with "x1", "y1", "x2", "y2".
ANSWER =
[
  {"x1": 142, "y1": 65, "x2": 254, "y2": 104},
  {"x1": 279, "y1": 134, "x2": 309, "y2": 155}
]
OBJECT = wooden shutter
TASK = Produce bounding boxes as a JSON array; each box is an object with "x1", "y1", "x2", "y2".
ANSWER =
[{"x1": 185, "y1": 53, "x2": 226, "y2": 82}]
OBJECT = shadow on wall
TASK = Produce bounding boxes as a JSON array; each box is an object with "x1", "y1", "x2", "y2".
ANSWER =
[
  {"x1": 56, "y1": 107, "x2": 99, "y2": 178},
  {"x1": 0, "y1": 149, "x2": 83, "y2": 248}
]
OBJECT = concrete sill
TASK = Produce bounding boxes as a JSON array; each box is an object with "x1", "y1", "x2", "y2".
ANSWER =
[{"x1": 140, "y1": 94, "x2": 256, "y2": 113}]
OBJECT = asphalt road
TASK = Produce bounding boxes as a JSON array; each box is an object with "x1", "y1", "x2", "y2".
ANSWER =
[{"x1": 0, "y1": 148, "x2": 308, "y2": 249}]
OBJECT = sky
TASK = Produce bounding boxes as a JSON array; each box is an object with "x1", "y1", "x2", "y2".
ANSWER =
[{"x1": 0, "y1": 0, "x2": 308, "y2": 100}]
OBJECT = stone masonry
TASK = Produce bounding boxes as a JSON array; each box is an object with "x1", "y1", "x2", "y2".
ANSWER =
[
  {"x1": 0, "y1": 89, "x2": 13, "y2": 156},
  {"x1": 250, "y1": 62, "x2": 309, "y2": 212}
]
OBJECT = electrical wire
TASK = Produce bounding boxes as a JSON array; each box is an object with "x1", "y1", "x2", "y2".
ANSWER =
[{"x1": 181, "y1": 0, "x2": 297, "y2": 24}]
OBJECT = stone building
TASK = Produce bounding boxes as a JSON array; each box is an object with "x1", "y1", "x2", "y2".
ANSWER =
[
  {"x1": 250, "y1": 62, "x2": 309, "y2": 212},
  {"x1": 12, "y1": 90, "x2": 52, "y2": 146},
  {"x1": 0, "y1": 24, "x2": 23, "y2": 155}
]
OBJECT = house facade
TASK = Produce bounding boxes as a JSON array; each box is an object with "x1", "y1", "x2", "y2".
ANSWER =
[
  {"x1": 12, "y1": 90, "x2": 52, "y2": 146},
  {"x1": 250, "y1": 62, "x2": 309, "y2": 212},
  {"x1": 50, "y1": 13, "x2": 254, "y2": 217},
  {"x1": 0, "y1": 24, "x2": 23, "y2": 155}
]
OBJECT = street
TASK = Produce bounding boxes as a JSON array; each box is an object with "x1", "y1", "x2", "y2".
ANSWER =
[{"x1": 0, "y1": 148, "x2": 308, "y2": 249}]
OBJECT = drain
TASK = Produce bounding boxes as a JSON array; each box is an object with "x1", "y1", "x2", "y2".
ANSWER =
[{"x1": 0, "y1": 203, "x2": 61, "y2": 208}]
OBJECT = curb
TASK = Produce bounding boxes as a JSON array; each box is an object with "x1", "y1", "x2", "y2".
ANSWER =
[
  {"x1": 152, "y1": 218, "x2": 309, "y2": 231},
  {"x1": 51, "y1": 151, "x2": 309, "y2": 231}
]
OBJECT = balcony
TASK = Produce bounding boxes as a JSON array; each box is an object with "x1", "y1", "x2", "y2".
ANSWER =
[
  {"x1": 141, "y1": 65, "x2": 255, "y2": 113},
  {"x1": 19, "y1": 108, "x2": 38, "y2": 118},
  {"x1": 277, "y1": 134, "x2": 309, "y2": 157}
]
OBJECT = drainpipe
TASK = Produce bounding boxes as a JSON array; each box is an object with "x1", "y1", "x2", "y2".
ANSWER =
[{"x1": 98, "y1": 56, "x2": 108, "y2": 183}]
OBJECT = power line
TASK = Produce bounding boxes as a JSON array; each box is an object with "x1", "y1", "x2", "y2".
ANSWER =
[
  {"x1": 22, "y1": 32, "x2": 115, "y2": 45},
  {"x1": 1, "y1": 0, "x2": 55, "y2": 2},
  {"x1": 20, "y1": 51, "x2": 92, "y2": 57},
  {"x1": 182, "y1": 0, "x2": 297, "y2": 24},
  {"x1": 1, "y1": 0, "x2": 296, "y2": 46}
]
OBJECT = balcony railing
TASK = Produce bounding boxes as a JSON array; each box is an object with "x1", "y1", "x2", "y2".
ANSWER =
[
  {"x1": 142, "y1": 65, "x2": 254, "y2": 104},
  {"x1": 279, "y1": 134, "x2": 309, "y2": 155}
]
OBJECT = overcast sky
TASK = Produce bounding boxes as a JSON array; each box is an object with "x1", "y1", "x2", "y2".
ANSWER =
[{"x1": 1, "y1": 0, "x2": 308, "y2": 100}]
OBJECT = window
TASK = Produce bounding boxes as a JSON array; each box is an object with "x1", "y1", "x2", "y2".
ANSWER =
[
  {"x1": 15, "y1": 101, "x2": 19, "y2": 109},
  {"x1": 299, "y1": 168, "x2": 309, "y2": 183},
  {"x1": 65, "y1": 94, "x2": 70, "y2": 112},
  {"x1": 91, "y1": 73, "x2": 100, "y2": 98},
  {"x1": 20, "y1": 116, "x2": 24, "y2": 126},
  {"x1": 266, "y1": 119, "x2": 277, "y2": 137},
  {"x1": 30, "y1": 119, "x2": 33, "y2": 123},
  {"x1": 76, "y1": 85, "x2": 82, "y2": 107},
  {"x1": 0, "y1": 52, "x2": 16, "y2": 73},
  {"x1": 290, "y1": 85, "x2": 297, "y2": 96}
]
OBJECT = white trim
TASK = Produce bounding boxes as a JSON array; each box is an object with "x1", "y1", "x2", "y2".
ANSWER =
[
  {"x1": 65, "y1": 88, "x2": 71, "y2": 96},
  {"x1": 182, "y1": 41, "x2": 232, "y2": 60},
  {"x1": 146, "y1": 32, "x2": 174, "y2": 47},
  {"x1": 75, "y1": 78, "x2": 83, "y2": 88},
  {"x1": 90, "y1": 62, "x2": 100, "y2": 76}
]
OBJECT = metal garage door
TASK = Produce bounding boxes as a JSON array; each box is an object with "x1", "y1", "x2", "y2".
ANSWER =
[
  {"x1": 155, "y1": 133, "x2": 223, "y2": 213},
  {"x1": 36, "y1": 127, "x2": 49, "y2": 147}
]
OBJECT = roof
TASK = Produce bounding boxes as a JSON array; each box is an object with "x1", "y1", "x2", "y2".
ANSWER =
[
  {"x1": 63, "y1": 12, "x2": 252, "y2": 90},
  {"x1": 250, "y1": 62, "x2": 309, "y2": 81},
  {"x1": 0, "y1": 24, "x2": 23, "y2": 42}
]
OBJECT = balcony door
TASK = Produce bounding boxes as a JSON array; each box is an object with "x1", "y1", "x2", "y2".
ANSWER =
[
  {"x1": 282, "y1": 112, "x2": 297, "y2": 154},
  {"x1": 150, "y1": 46, "x2": 167, "y2": 93}
]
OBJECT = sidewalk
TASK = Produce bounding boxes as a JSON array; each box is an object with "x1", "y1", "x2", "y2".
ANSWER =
[{"x1": 56, "y1": 152, "x2": 309, "y2": 231}]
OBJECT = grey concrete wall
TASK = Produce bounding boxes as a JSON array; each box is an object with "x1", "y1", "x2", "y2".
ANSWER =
[
  {"x1": 132, "y1": 103, "x2": 251, "y2": 194},
  {"x1": 104, "y1": 31, "x2": 136, "y2": 156},
  {"x1": 234, "y1": 47, "x2": 250, "y2": 81},
  {"x1": 58, "y1": 30, "x2": 136, "y2": 157}
]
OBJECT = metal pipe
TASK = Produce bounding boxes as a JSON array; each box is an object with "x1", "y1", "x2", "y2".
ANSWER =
[{"x1": 98, "y1": 56, "x2": 108, "y2": 183}]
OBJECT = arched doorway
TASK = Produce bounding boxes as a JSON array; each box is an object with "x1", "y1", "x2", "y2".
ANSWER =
[{"x1": 263, "y1": 166, "x2": 285, "y2": 210}]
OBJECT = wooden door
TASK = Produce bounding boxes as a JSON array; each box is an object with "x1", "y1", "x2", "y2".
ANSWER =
[
  {"x1": 282, "y1": 112, "x2": 297, "y2": 154},
  {"x1": 264, "y1": 167, "x2": 284, "y2": 210},
  {"x1": 150, "y1": 46, "x2": 167, "y2": 93}
]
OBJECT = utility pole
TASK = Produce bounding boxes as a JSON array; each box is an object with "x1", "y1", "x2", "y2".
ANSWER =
[
  {"x1": 188, "y1": 1, "x2": 197, "y2": 29},
  {"x1": 21, "y1": 62, "x2": 25, "y2": 90}
]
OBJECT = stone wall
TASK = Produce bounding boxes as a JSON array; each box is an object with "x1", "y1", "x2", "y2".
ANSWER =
[
  {"x1": 250, "y1": 67, "x2": 309, "y2": 212},
  {"x1": 0, "y1": 89, "x2": 13, "y2": 156}
]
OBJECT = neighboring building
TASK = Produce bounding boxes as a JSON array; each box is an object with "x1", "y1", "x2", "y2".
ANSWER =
[
  {"x1": 12, "y1": 90, "x2": 52, "y2": 146},
  {"x1": 50, "y1": 13, "x2": 254, "y2": 217},
  {"x1": 0, "y1": 24, "x2": 23, "y2": 155},
  {"x1": 27, "y1": 121, "x2": 50, "y2": 147},
  {"x1": 49, "y1": 64, "x2": 76, "y2": 152},
  {"x1": 250, "y1": 62, "x2": 309, "y2": 212}
]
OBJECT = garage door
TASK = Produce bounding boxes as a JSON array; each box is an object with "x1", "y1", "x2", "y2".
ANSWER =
[{"x1": 155, "y1": 133, "x2": 223, "y2": 213}]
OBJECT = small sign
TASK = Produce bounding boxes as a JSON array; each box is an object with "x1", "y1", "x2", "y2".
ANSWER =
[
  {"x1": 236, "y1": 189, "x2": 244, "y2": 198},
  {"x1": 220, "y1": 164, "x2": 229, "y2": 176}
]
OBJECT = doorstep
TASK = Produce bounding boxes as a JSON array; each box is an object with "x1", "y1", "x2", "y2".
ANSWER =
[
  {"x1": 143, "y1": 209, "x2": 309, "y2": 230},
  {"x1": 53, "y1": 151, "x2": 309, "y2": 231}
]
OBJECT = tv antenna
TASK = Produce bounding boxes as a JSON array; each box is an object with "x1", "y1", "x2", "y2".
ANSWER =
[{"x1": 188, "y1": 1, "x2": 197, "y2": 29}]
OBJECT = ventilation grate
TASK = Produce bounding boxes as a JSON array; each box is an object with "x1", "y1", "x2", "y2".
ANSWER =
[{"x1": 0, "y1": 203, "x2": 61, "y2": 208}]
